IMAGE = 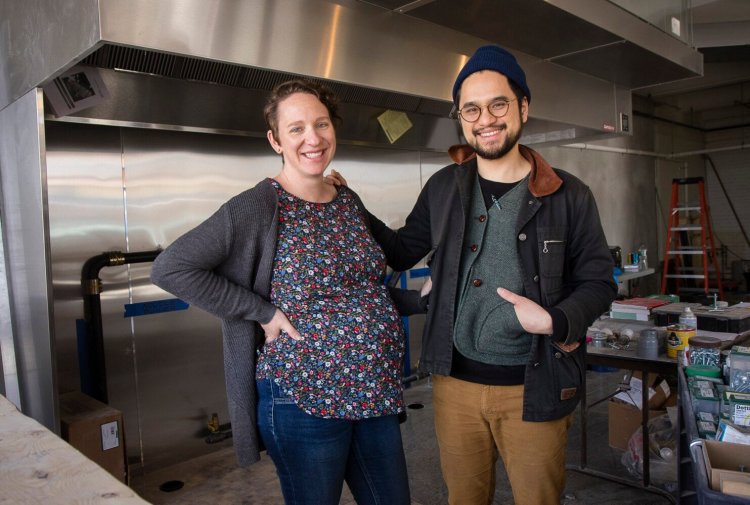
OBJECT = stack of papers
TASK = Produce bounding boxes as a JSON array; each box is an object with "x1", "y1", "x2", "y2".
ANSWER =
[{"x1": 610, "y1": 297, "x2": 670, "y2": 321}]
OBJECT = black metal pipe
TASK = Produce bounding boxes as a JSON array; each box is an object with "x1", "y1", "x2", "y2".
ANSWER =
[
  {"x1": 401, "y1": 370, "x2": 430, "y2": 385},
  {"x1": 81, "y1": 249, "x2": 161, "y2": 403}
]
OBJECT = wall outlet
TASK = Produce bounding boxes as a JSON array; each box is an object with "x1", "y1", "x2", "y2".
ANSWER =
[{"x1": 671, "y1": 17, "x2": 681, "y2": 37}]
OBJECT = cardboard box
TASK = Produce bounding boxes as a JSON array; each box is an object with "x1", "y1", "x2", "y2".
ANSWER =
[
  {"x1": 632, "y1": 370, "x2": 659, "y2": 387},
  {"x1": 702, "y1": 439, "x2": 750, "y2": 491},
  {"x1": 649, "y1": 379, "x2": 671, "y2": 410},
  {"x1": 59, "y1": 391, "x2": 127, "y2": 483},
  {"x1": 608, "y1": 399, "x2": 665, "y2": 450},
  {"x1": 613, "y1": 374, "x2": 670, "y2": 411},
  {"x1": 608, "y1": 372, "x2": 675, "y2": 450},
  {"x1": 722, "y1": 474, "x2": 750, "y2": 498}
]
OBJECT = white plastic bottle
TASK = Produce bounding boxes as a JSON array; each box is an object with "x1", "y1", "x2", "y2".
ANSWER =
[{"x1": 679, "y1": 306, "x2": 697, "y2": 329}]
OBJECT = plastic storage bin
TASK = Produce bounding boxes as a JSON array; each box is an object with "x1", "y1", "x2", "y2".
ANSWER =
[{"x1": 678, "y1": 368, "x2": 750, "y2": 504}]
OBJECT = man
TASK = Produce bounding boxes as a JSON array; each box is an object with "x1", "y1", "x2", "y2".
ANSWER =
[{"x1": 368, "y1": 45, "x2": 617, "y2": 504}]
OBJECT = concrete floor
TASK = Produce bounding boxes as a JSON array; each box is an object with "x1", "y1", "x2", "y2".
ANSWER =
[{"x1": 129, "y1": 369, "x2": 677, "y2": 504}]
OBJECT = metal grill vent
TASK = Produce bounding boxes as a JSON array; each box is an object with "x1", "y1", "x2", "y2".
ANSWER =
[{"x1": 81, "y1": 44, "x2": 451, "y2": 116}]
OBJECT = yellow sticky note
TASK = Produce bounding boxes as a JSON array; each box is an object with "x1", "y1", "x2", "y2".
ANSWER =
[{"x1": 377, "y1": 110, "x2": 413, "y2": 144}]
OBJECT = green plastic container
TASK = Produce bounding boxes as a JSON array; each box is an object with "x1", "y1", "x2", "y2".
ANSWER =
[{"x1": 685, "y1": 364, "x2": 722, "y2": 378}]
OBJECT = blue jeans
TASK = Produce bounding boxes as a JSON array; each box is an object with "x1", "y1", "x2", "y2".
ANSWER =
[{"x1": 256, "y1": 378, "x2": 410, "y2": 505}]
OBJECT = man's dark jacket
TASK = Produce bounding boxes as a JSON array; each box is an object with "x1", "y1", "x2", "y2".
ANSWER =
[{"x1": 369, "y1": 144, "x2": 617, "y2": 421}]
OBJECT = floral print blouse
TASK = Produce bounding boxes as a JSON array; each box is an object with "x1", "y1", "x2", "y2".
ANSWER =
[{"x1": 256, "y1": 179, "x2": 405, "y2": 419}]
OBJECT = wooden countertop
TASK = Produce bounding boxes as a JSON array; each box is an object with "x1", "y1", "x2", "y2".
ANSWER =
[{"x1": 0, "y1": 394, "x2": 150, "y2": 504}]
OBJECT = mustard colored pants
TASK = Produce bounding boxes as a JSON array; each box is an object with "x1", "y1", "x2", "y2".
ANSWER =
[{"x1": 432, "y1": 374, "x2": 572, "y2": 505}]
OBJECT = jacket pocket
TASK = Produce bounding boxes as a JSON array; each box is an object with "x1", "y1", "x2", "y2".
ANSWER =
[
  {"x1": 538, "y1": 227, "x2": 568, "y2": 301},
  {"x1": 475, "y1": 300, "x2": 526, "y2": 356},
  {"x1": 549, "y1": 341, "x2": 585, "y2": 404},
  {"x1": 524, "y1": 341, "x2": 586, "y2": 421}
]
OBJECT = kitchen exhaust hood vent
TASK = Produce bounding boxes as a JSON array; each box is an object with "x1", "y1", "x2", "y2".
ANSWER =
[{"x1": 80, "y1": 44, "x2": 451, "y2": 117}]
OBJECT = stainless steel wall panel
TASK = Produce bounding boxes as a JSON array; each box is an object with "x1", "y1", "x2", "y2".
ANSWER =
[
  {"x1": 121, "y1": 129, "x2": 280, "y2": 249},
  {"x1": 45, "y1": 122, "x2": 154, "y2": 467},
  {"x1": 0, "y1": 215, "x2": 20, "y2": 405},
  {"x1": 45, "y1": 123, "x2": 126, "y2": 397},
  {"x1": 0, "y1": 0, "x2": 102, "y2": 110},
  {"x1": 121, "y1": 129, "x2": 280, "y2": 471},
  {"x1": 0, "y1": 89, "x2": 57, "y2": 427},
  {"x1": 332, "y1": 146, "x2": 422, "y2": 229},
  {"x1": 419, "y1": 150, "x2": 451, "y2": 186}
]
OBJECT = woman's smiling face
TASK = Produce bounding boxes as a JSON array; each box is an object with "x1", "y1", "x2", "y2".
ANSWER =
[{"x1": 267, "y1": 92, "x2": 336, "y2": 179}]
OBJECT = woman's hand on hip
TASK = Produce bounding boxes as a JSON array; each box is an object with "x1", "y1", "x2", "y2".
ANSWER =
[{"x1": 261, "y1": 309, "x2": 303, "y2": 343}]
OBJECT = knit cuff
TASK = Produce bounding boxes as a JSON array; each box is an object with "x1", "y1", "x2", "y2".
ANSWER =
[
  {"x1": 548, "y1": 307, "x2": 569, "y2": 343},
  {"x1": 256, "y1": 302, "x2": 277, "y2": 325}
]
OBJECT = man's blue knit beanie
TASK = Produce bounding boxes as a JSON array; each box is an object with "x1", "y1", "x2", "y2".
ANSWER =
[{"x1": 452, "y1": 45, "x2": 531, "y2": 105}]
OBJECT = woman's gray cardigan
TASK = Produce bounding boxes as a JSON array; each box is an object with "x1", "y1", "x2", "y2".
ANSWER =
[{"x1": 150, "y1": 178, "x2": 423, "y2": 467}]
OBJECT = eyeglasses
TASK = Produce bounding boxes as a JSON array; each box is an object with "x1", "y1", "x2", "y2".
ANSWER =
[{"x1": 456, "y1": 98, "x2": 517, "y2": 123}]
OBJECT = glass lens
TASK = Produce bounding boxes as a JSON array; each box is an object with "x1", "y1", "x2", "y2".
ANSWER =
[
  {"x1": 460, "y1": 105, "x2": 480, "y2": 122},
  {"x1": 489, "y1": 100, "x2": 509, "y2": 117}
]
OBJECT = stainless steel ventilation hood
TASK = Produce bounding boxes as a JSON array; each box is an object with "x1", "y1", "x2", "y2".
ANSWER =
[
  {"x1": 370, "y1": 0, "x2": 704, "y2": 89},
  {"x1": 1, "y1": 0, "x2": 703, "y2": 146}
]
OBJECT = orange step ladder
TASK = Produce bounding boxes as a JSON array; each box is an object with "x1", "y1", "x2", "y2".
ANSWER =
[{"x1": 660, "y1": 177, "x2": 723, "y2": 298}]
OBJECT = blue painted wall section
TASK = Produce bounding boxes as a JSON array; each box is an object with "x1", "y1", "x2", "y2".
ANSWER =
[{"x1": 124, "y1": 298, "x2": 189, "y2": 318}]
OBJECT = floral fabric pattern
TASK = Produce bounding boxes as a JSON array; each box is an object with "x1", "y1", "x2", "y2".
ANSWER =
[{"x1": 256, "y1": 179, "x2": 405, "y2": 419}]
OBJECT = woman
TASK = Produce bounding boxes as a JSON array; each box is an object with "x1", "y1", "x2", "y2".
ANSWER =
[{"x1": 151, "y1": 79, "x2": 419, "y2": 505}]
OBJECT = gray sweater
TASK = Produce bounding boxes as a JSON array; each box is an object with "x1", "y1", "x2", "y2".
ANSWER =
[
  {"x1": 453, "y1": 176, "x2": 531, "y2": 365},
  {"x1": 151, "y1": 178, "x2": 423, "y2": 466}
]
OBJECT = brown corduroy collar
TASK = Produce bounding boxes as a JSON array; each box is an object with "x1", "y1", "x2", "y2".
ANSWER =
[{"x1": 448, "y1": 144, "x2": 562, "y2": 198}]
